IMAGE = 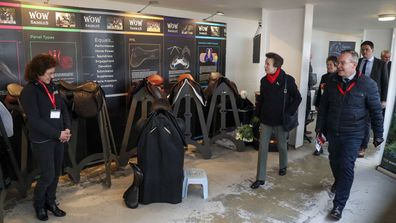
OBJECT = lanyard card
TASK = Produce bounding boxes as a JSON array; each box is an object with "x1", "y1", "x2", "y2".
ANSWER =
[{"x1": 50, "y1": 109, "x2": 61, "y2": 119}]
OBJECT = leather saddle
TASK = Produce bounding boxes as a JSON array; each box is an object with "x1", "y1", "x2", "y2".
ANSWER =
[
  {"x1": 203, "y1": 72, "x2": 239, "y2": 99},
  {"x1": 5, "y1": 83, "x2": 23, "y2": 104},
  {"x1": 59, "y1": 80, "x2": 104, "y2": 118},
  {"x1": 127, "y1": 74, "x2": 166, "y2": 102},
  {"x1": 168, "y1": 74, "x2": 205, "y2": 105}
]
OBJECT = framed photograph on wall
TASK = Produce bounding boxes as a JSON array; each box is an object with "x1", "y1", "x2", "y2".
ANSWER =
[{"x1": 328, "y1": 41, "x2": 356, "y2": 57}]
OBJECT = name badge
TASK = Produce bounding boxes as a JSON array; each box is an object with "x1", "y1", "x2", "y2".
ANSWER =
[{"x1": 50, "y1": 109, "x2": 61, "y2": 119}]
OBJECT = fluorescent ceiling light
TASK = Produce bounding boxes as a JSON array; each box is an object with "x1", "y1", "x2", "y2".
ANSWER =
[{"x1": 378, "y1": 14, "x2": 396, "y2": 21}]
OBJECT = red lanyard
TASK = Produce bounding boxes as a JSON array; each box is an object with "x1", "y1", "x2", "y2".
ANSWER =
[
  {"x1": 337, "y1": 81, "x2": 356, "y2": 96},
  {"x1": 38, "y1": 81, "x2": 56, "y2": 109}
]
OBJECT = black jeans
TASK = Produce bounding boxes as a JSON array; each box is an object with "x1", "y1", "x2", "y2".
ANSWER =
[
  {"x1": 31, "y1": 141, "x2": 64, "y2": 209},
  {"x1": 327, "y1": 133, "x2": 363, "y2": 210}
]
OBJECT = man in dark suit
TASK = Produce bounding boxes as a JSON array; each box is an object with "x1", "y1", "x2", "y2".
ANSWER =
[
  {"x1": 316, "y1": 50, "x2": 384, "y2": 220},
  {"x1": 357, "y1": 41, "x2": 388, "y2": 157},
  {"x1": 381, "y1": 50, "x2": 392, "y2": 78}
]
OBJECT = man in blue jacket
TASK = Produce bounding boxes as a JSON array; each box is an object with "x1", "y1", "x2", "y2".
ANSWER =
[{"x1": 316, "y1": 50, "x2": 384, "y2": 220}]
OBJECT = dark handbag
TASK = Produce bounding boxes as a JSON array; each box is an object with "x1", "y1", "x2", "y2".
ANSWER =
[{"x1": 282, "y1": 77, "x2": 298, "y2": 131}]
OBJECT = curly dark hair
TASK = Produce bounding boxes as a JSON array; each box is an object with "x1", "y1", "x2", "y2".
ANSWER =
[{"x1": 24, "y1": 54, "x2": 57, "y2": 81}]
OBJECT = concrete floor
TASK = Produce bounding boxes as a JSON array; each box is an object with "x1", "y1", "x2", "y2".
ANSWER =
[{"x1": 3, "y1": 136, "x2": 396, "y2": 223}]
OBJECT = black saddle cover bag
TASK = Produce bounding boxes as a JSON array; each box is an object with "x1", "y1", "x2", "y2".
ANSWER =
[{"x1": 137, "y1": 109, "x2": 186, "y2": 204}]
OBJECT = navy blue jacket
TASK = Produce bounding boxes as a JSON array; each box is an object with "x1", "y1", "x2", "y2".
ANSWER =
[
  {"x1": 316, "y1": 73, "x2": 383, "y2": 138},
  {"x1": 20, "y1": 81, "x2": 71, "y2": 143},
  {"x1": 255, "y1": 69, "x2": 302, "y2": 126}
]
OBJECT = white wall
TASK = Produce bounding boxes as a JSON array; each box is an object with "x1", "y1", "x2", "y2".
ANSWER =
[
  {"x1": 311, "y1": 30, "x2": 361, "y2": 79},
  {"x1": 23, "y1": 0, "x2": 260, "y2": 101},
  {"x1": 363, "y1": 29, "x2": 393, "y2": 58},
  {"x1": 267, "y1": 9, "x2": 305, "y2": 84}
]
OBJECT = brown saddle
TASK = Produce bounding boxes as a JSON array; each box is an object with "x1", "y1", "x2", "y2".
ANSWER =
[
  {"x1": 127, "y1": 74, "x2": 166, "y2": 102},
  {"x1": 59, "y1": 80, "x2": 104, "y2": 118},
  {"x1": 203, "y1": 72, "x2": 239, "y2": 99},
  {"x1": 4, "y1": 83, "x2": 24, "y2": 106}
]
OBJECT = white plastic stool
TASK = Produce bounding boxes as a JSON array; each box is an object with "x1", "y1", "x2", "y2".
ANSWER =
[{"x1": 182, "y1": 168, "x2": 208, "y2": 199}]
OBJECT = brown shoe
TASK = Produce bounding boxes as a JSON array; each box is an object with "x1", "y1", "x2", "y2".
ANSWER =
[{"x1": 358, "y1": 148, "x2": 366, "y2": 158}]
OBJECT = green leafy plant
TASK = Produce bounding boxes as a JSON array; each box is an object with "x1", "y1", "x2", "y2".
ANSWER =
[{"x1": 235, "y1": 124, "x2": 254, "y2": 142}]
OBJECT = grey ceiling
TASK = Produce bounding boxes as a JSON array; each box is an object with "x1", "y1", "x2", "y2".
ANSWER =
[{"x1": 110, "y1": 0, "x2": 396, "y2": 35}]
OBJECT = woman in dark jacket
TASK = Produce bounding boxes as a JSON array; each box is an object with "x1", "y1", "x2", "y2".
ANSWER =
[
  {"x1": 251, "y1": 52, "x2": 302, "y2": 189},
  {"x1": 313, "y1": 55, "x2": 338, "y2": 155},
  {"x1": 20, "y1": 54, "x2": 71, "y2": 221}
]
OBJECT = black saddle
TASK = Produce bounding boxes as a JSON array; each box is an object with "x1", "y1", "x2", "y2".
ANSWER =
[
  {"x1": 168, "y1": 76, "x2": 205, "y2": 105},
  {"x1": 59, "y1": 80, "x2": 104, "y2": 118}
]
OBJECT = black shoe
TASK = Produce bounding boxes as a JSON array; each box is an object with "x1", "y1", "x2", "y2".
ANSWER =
[
  {"x1": 329, "y1": 206, "x2": 342, "y2": 220},
  {"x1": 313, "y1": 148, "x2": 323, "y2": 156},
  {"x1": 250, "y1": 180, "x2": 265, "y2": 189},
  {"x1": 35, "y1": 208, "x2": 48, "y2": 221},
  {"x1": 331, "y1": 182, "x2": 337, "y2": 193},
  {"x1": 279, "y1": 168, "x2": 287, "y2": 176},
  {"x1": 45, "y1": 203, "x2": 66, "y2": 217}
]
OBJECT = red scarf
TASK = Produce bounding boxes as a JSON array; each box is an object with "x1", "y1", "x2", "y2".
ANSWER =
[{"x1": 266, "y1": 68, "x2": 281, "y2": 84}]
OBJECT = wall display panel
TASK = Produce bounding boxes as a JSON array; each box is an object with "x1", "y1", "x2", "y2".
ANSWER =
[
  {"x1": 0, "y1": 0, "x2": 226, "y2": 157},
  {"x1": 380, "y1": 105, "x2": 396, "y2": 174},
  {"x1": 328, "y1": 41, "x2": 355, "y2": 57},
  {"x1": 0, "y1": 30, "x2": 24, "y2": 91},
  {"x1": 164, "y1": 17, "x2": 196, "y2": 83},
  {"x1": 24, "y1": 30, "x2": 81, "y2": 83},
  {"x1": 0, "y1": 3, "x2": 23, "y2": 91},
  {"x1": 81, "y1": 33, "x2": 126, "y2": 95},
  {"x1": 195, "y1": 21, "x2": 226, "y2": 83}
]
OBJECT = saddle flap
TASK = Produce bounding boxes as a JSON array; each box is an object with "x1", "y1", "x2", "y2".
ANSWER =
[{"x1": 59, "y1": 80, "x2": 104, "y2": 118}]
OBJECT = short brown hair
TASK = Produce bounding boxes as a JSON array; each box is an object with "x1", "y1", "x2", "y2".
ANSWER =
[
  {"x1": 360, "y1": 40, "x2": 374, "y2": 49},
  {"x1": 326, "y1": 55, "x2": 338, "y2": 66},
  {"x1": 24, "y1": 54, "x2": 57, "y2": 81},
  {"x1": 265, "y1": 52, "x2": 283, "y2": 68}
]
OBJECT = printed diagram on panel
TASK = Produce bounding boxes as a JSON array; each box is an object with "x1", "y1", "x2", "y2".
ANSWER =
[
  {"x1": 0, "y1": 41, "x2": 20, "y2": 90},
  {"x1": 55, "y1": 12, "x2": 76, "y2": 28},
  {"x1": 0, "y1": 7, "x2": 16, "y2": 24},
  {"x1": 30, "y1": 42, "x2": 78, "y2": 83},
  {"x1": 107, "y1": 16, "x2": 123, "y2": 30},
  {"x1": 129, "y1": 43, "x2": 161, "y2": 80},
  {"x1": 168, "y1": 45, "x2": 190, "y2": 70}
]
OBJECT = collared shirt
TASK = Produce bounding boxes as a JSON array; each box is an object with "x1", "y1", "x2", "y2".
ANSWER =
[
  {"x1": 359, "y1": 56, "x2": 374, "y2": 77},
  {"x1": 344, "y1": 72, "x2": 357, "y2": 81}
]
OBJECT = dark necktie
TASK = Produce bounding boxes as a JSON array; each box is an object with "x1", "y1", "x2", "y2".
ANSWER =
[
  {"x1": 361, "y1": 59, "x2": 368, "y2": 76},
  {"x1": 343, "y1": 78, "x2": 350, "y2": 90}
]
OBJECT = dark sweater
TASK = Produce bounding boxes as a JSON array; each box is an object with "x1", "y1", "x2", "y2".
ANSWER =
[
  {"x1": 255, "y1": 69, "x2": 302, "y2": 126},
  {"x1": 20, "y1": 81, "x2": 71, "y2": 143}
]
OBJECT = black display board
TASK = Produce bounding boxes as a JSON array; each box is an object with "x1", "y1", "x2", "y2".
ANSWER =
[
  {"x1": 328, "y1": 41, "x2": 355, "y2": 57},
  {"x1": 0, "y1": 0, "x2": 226, "y2": 151}
]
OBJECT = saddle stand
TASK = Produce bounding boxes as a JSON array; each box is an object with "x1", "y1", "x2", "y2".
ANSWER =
[
  {"x1": 172, "y1": 81, "x2": 212, "y2": 159},
  {"x1": 0, "y1": 106, "x2": 25, "y2": 189},
  {"x1": 206, "y1": 82, "x2": 245, "y2": 151},
  {"x1": 4, "y1": 85, "x2": 38, "y2": 198},
  {"x1": 118, "y1": 87, "x2": 154, "y2": 167},
  {"x1": 65, "y1": 98, "x2": 117, "y2": 188},
  {"x1": 0, "y1": 165, "x2": 5, "y2": 223}
]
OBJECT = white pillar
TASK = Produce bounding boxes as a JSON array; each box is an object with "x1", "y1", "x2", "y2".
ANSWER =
[
  {"x1": 377, "y1": 28, "x2": 396, "y2": 165},
  {"x1": 295, "y1": 4, "x2": 314, "y2": 147}
]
